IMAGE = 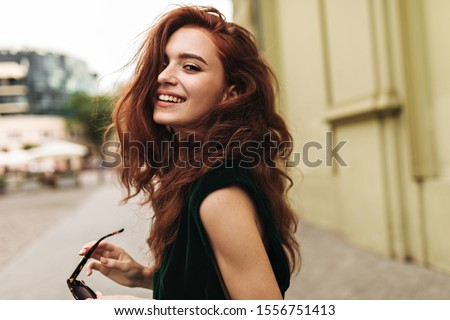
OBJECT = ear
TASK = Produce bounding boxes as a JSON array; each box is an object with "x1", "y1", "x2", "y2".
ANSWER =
[{"x1": 222, "y1": 85, "x2": 238, "y2": 102}]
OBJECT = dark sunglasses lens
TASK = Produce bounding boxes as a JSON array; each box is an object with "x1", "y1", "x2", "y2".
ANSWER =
[{"x1": 71, "y1": 284, "x2": 97, "y2": 300}]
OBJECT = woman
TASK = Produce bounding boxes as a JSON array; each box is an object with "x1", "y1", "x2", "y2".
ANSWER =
[{"x1": 79, "y1": 5, "x2": 300, "y2": 300}]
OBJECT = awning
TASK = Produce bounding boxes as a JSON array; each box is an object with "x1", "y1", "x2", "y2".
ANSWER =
[{"x1": 28, "y1": 140, "x2": 89, "y2": 160}]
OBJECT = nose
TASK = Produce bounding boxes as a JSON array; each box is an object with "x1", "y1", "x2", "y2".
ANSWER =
[{"x1": 157, "y1": 64, "x2": 178, "y2": 85}]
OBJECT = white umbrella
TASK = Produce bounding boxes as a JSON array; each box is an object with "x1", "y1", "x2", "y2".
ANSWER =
[
  {"x1": 0, "y1": 149, "x2": 31, "y2": 166},
  {"x1": 0, "y1": 151, "x2": 7, "y2": 165},
  {"x1": 0, "y1": 151, "x2": 8, "y2": 166},
  {"x1": 28, "y1": 140, "x2": 89, "y2": 160}
]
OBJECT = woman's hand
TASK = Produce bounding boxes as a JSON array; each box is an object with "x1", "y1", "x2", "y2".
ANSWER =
[
  {"x1": 79, "y1": 241, "x2": 153, "y2": 290},
  {"x1": 93, "y1": 291, "x2": 150, "y2": 300}
]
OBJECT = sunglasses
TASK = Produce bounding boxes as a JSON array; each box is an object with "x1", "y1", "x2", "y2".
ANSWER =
[{"x1": 67, "y1": 228, "x2": 124, "y2": 300}]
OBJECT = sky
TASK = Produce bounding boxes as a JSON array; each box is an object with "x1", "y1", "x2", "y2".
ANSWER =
[{"x1": 0, "y1": 0, "x2": 233, "y2": 93}]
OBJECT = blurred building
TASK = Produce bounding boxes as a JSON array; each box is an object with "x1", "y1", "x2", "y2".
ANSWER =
[
  {"x1": 0, "y1": 49, "x2": 97, "y2": 115},
  {"x1": 0, "y1": 115, "x2": 69, "y2": 150},
  {"x1": 0, "y1": 49, "x2": 96, "y2": 149},
  {"x1": 0, "y1": 61, "x2": 28, "y2": 113},
  {"x1": 233, "y1": 0, "x2": 450, "y2": 274}
]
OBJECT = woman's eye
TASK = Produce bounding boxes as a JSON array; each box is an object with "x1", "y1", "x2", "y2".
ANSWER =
[{"x1": 184, "y1": 63, "x2": 201, "y2": 71}]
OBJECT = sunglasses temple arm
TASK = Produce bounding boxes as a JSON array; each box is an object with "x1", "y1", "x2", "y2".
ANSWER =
[
  {"x1": 68, "y1": 228, "x2": 124, "y2": 281},
  {"x1": 69, "y1": 241, "x2": 101, "y2": 281}
]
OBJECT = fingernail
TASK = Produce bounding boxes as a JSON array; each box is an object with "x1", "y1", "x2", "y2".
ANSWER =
[{"x1": 100, "y1": 257, "x2": 108, "y2": 264}]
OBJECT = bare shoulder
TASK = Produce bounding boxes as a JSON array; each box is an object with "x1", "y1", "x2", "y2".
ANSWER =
[{"x1": 199, "y1": 185, "x2": 258, "y2": 227}]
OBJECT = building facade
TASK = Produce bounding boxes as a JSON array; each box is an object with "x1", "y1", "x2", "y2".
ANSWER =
[
  {"x1": 0, "y1": 115, "x2": 68, "y2": 150},
  {"x1": 0, "y1": 49, "x2": 96, "y2": 115},
  {"x1": 233, "y1": 0, "x2": 450, "y2": 274},
  {"x1": 0, "y1": 49, "x2": 96, "y2": 150}
]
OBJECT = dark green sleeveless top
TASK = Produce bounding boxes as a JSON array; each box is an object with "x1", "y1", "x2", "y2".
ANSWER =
[{"x1": 152, "y1": 164, "x2": 290, "y2": 299}]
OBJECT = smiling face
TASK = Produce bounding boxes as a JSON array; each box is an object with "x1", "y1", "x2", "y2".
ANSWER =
[{"x1": 153, "y1": 27, "x2": 227, "y2": 131}]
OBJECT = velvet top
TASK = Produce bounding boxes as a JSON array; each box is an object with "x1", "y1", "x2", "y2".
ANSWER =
[{"x1": 152, "y1": 164, "x2": 290, "y2": 299}]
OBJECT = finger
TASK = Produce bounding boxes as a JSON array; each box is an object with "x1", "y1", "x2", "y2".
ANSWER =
[
  {"x1": 86, "y1": 261, "x2": 108, "y2": 276},
  {"x1": 95, "y1": 241, "x2": 120, "y2": 252},
  {"x1": 79, "y1": 241, "x2": 118, "y2": 254},
  {"x1": 87, "y1": 259, "x2": 123, "y2": 278},
  {"x1": 86, "y1": 248, "x2": 111, "y2": 259},
  {"x1": 79, "y1": 245, "x2": 114, "y2": 257},
  {"x1": 90, "y1": 251, "x2": 109, "y2": 261},
  {"x1": 90, "y1": 249, "x2": 124, "y2": 261},
  {"x1": 78, "y1": 241, "x2": 96, "y2": 255},
  {"x1": 88, "y1": 248, "x2": 123, "y2": 261},
  {"x1": 100, "y1": 257, "x2": 128, "y2": 272},
  {"x1": 96, "y1": 295, "x2": 139, "y2": 300},
  {"x1": 86, "y1": 261, "x2": 96, "y2": 276},
  {"x1": 96, "y1": 295, "x2": 117, "y2": 300}
]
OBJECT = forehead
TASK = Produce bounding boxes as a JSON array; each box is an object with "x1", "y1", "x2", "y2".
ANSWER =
[{"x1": 165, "y1": 27, "x2": 220, "y2": 60}]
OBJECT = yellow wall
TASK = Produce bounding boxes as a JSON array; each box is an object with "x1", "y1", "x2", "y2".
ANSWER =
[
  {"x1": 420, "y1": 0, "x2": 450, "y2": 271},
  {"x1": 233, "y1": 0, "x2": 450, "y2": 274}
]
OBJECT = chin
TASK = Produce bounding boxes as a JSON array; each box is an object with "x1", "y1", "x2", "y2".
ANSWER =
[{"x1": 153, "y1": 116, "x2": 177, "y2": 128}]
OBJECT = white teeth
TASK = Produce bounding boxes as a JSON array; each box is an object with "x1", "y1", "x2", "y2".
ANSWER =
[{"x1": 158, "y1": 94, "x2": 184, "y2": 103}]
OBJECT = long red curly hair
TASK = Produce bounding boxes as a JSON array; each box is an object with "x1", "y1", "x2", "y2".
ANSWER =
[{"x1": 111, "y1": 5, "x2": 300, "y2": 274}]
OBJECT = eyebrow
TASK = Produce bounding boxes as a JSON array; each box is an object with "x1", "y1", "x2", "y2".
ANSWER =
[{"x1": 178, "y1": 53, "x2": 208, "y2": 66}]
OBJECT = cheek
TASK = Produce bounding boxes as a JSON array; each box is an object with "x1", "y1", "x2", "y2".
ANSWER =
[{"x1": 190, "y1": 81, "x2": 224, "y2": 111}]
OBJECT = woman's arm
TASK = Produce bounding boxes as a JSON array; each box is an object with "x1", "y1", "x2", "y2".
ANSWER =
[{"x1": 199, "y1": 185, "x2": 282, "y2": 300}]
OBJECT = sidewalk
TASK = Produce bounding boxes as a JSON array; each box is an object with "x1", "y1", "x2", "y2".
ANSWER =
[
  {"x1": 286, "y1": 222, "x2": 450, "y2": 299},
  {"x1": 0, "y1": 173, "x2": 152, "y2": 299},
  {"x1": 1, "y1": 171, "x2": 450, "y2": 299}
]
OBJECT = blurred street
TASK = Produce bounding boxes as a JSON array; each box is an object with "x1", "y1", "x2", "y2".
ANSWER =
[
  {"x1": 1, "y1": 169, "x2": 450, "y2": 299},
  {"x1": 0, "y1": 170, "x2": 152, "y2": 299}
]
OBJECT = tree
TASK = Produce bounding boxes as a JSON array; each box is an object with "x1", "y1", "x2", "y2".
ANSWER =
[{"x1": 63, "y1": 92, "x2": 115, "y2": 156}]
